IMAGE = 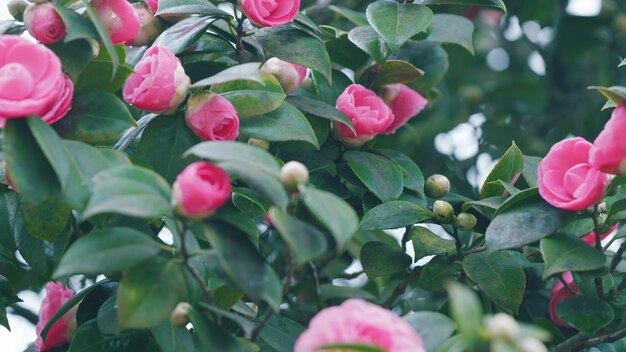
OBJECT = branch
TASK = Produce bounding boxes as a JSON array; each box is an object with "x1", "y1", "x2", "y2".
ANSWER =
[
  {"x1": 235, "y1": 13, "x2": 246, "y2": 64},
  {"x1": 382, "y1": 268, "x2": 420, "y2": 309},
  {"x1": 552, "y1": 326, "x2": 626, "y2": 352}
]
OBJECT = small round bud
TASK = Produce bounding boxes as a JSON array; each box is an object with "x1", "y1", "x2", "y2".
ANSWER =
[
  {"x1": 170, "y1": 302, "x2": 192, "y2": 327},
  {"x1": 261, "y1": 58, "x2": 307, "y2": 95},
  {"x1": 425, "y1": 174, "x2": 450, "y2": 198},
  {"x1": 433, "y1": 200, "x2": 454, "y2": 222},
  {"x1": 247, "y1": 138, "x2": 270, "y2": 151},
  {"x1": 7, "y1": 0, "x2": 29, "y2": 21},
  {"x1": 517, "y1": 338, "x2": 548, "y2": 352},
  {"x1": 485, "y1": 313, "x2": 519, "y2": 341},
  {"x1": 280, "y1": 161, "x2": 309, "y2": 192},
  {"x1": 456, "y1": 213, "x2": 477, "y2": 231}
]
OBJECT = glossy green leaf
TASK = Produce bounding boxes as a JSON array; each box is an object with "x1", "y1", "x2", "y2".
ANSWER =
[
  {"x1": 556, "y1": 297, "x2": 614, "y2": 333},
  {"x1": 156, "y1": 0, "x2": 230, "y2": 16},
  {"x1": 55, "y1": 92, "x2": 136, "y2": 145},
  {"x1": 423, "y1": 14, "x2": 474, "y2": 54},
  {"x1": 410, "y1": 226, "x2": 456, "y2": 260},
  {"x1": 255, "y1": 26, "x2": 332, "y2": 82},
  {"x1": 96, "y1": 295, "x2": 120, "y2": 335},
  {"x1": 186, "y1": 140, "x2": 280, "y2": 176},
  {"x1": 367, "y1": 60, "x2": 424, "y2": 88},
  {"x1": 54, "y1": 227, "x2": 161, "y2": 278},
  {"x1": 480, "y1": 142, "x2": 524, "y2": 199},
  {"x1": 151, "y1": 320, "x2": 194, "y2": 352},
  {"x1": 117, "y1": 256, "x2": 186, "y2": 329},
  {"x1": 285, "y1": 96, "x2": 355, "y2": 133},
  {"x1": 345, "y1": 151, "x2": 404, "y2": 202},
  {"x1": 258, "y1": 315, "x2": 306, "y2": 352},
  {"x1": 348, "y1": 26, "x2": 390, "y2": 63},
  {"x1": 211, "y1": 71, "x2": 286, "y2": 118},
  {"x1": 404, "y1": 42, "x2": 449, "y2": 91},
  {"x1": 188, "y1": 309, "x2": 241, "y2": 352},
  {"x1": 420, "y1": 0, "x2": 506, "y2": 12},
  {"x1": 418, "y1": 255, "x2": 452, "y2": 292},
  {"x1": 403, "y1": 312, "x2": 456, "y2": 352},
  {"x1": 192, "y1": 62, "x2": 263, "y2": 88},
  {"x1": 522, "y1": 155, "x2": 541, "y2": 188},
  {"x1": 361, "y1": 201, "x2": 434, "y2": 230},
  {"x1": 21, "y1": 197, "x2": 70, "y2": 242},
  {"x1": 240, "y1": 103, "x2": 319, "y2": 148},
  {"x1": 75, "y1": 61, "x2": 134, "y2": 94},
  {"x1": 0, "y1": 275, "x2": 20, "y2": 331},
  {"x1": 366, "y1": 1, "x2": 433, "y2": 53},
  {"x1": 68, "y1": 320, "x2": 157, "y2": 352},
  {"x1": 540, "y1": 233, "x2": 607, "y2": 278},
  {"x1": 463, "y1": 251, "x2": 526, "y2": 313},
  {"x1": 54, "y1": 4, "x2": 98, "y2": 42},
  {"x1": 154, "y1": 16, "x2": 213, "y2": 54},
  {"x1": 360, "y1": 241, "x2": 411, "y2": 278},
  {"x1": 374, "y1": 149, "x2": 425, "y2": 194},
  {"x1": 328, "y1": 5, "x2": 368, "y2": 26},
  {"x1": 301, "y1": 187, "x2": 359, "y2": 251},
  {"x1": 495, "y1": 187, "x2": 538, "y2": 215},
  {"x1": 447, "y1": 282, "x2": 483, "y2": 351},
  {"x1": 15, "y1": 214, "x2": 71, "y2": 277},
  {"x1": 268, "y1": 207, "x2": 328, "y2": 266},
  {"x1": 219, "y1": 161, "x2": 288, "y2": 209},
  {"x1": 319, "y1": 284, "x2": 377, "y2": 302},
  {"x1": 81, "y1": 0, "x2": 119, "y2": 76},
  {"x1": 47, "y1": 39, "x2": 94, "y2": 81}
]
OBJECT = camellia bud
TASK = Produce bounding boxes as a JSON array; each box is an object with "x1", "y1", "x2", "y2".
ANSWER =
[
  {"x1": 456, "y1": 213, "x2": 477, "y2": 231},
  {"x1": 23, "y1": 3, "x2": 67, "y2": 44},
  {"x1": 169, "y1": 302, "x2": 192, "y2": 327},
  {"x1": 7, "y1": 0, "x2": 29, "y2": 21},
  {"x1": 185, "y1": 92, "x2": 239, "y2": 141},
  {"x1": 280, "y1": 161, "x2": 309, "y2": 192},
  {"x1": 128, "y1": 3, "x2": 163, "y2": 47},
  {"x1": 172, "y1": 162, "x2": 232, "y2": 220},
  {"x1": 485, "y1": 313, "x2": 519, "y2": 341},
  {"x1": 517, "y1": 338, "x2": 548, "y2": 352},
  {"x1": 248, "y1": 138, "x2": 270, "y2": 151},
  {"x1": 425, "y1": 174, "x2": 450, "y2": 198},
  {"x1": 433, "y1": 200, "x2": 454, "y2": 222},
  {"x1": 261, "y1": 58, "x2": 308, "y2": 95}
]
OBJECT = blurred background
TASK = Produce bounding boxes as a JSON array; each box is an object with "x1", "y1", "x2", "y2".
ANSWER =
[{"x1": 2, "y1": 0, "x2": 626, "y2": 350}]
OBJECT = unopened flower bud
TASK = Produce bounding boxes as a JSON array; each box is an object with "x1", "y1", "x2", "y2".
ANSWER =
[
  {"x1": 485, "y1": 313, "x2": 519, "y2": 341},
  {"x1": 456, "y1": 213, "x2": 477, "y2": 231},
  {"x1": 425, "y1": 174, "x2": 450, "y2": 198},
  {"x1": 186, "y1": 92, "x2": 239, "y2": 141},
  {"x1": 7, "y1": 0, "x2": 29, "y2": 21},
  {"x1": 433, "y1": 200, "x2": 454, "y2": 222},
  {"x1": 248, "y1": 138, "x2": 270, "y2": 151},
  {"x1": 23, "y1": 3, "x2": 67, "y2": 44},
  {"x1": 170, "y1": 302, "x2": 192, "y2": 327},
  {"x1": 280, "y1": 161, "x2": 309, "y2": 192},
  {"x1": 517, "y1": 338, "x2": 548, "y2": 352},
  {"x1": 261, "y1": 58, "x2": 307, "y2": 95},
  {"x1": 128, "y1": 3, "x2": 163, "y2": 47}
]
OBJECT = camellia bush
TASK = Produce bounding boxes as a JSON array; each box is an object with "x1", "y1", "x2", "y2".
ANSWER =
[{"x1": 3, "y1": 0, "x2": 626, "y2": 351}]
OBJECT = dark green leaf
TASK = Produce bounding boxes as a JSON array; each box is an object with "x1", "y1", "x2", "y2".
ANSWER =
[
  {"x1": 420, "y1": 0, "x2": 506, "y2": 12},
  {"x1": 403, "y1": 312, "x2": 456, "y2": 352},
  {"x1": 258, "y1": 315, "x2": 305, "y2": 352},
  {"x1": 74, "y1": 61, "x2": 134, "y2": 94},
  {"x1": 268, "y1": 207, "x2": 328, "y2": 266},
  {"x1": 47, "y1": 39, "x2": 94, "y2": 81},
  {"x1": 345, "y1": 151, "x2": 404, "y2": 202},
  {"x1": 240, "y1": 103, "x2": 319, "y2": 148},
  {"x1": 21, "y1": 197, "x2": 70, "y2": 242},
  {"x1": 328, "y1": 5, "x2": 368, "y2": 26},
  {"x1": 154, "y1": 16, "x2": 213, "y2": 54},
  {"x1": 374, "y1": 149, "x2": 425, "y2": 194},
  {"x1": 447, "y1": 282, "x2": 483, "y2": 350},
  {"x1": 151, "y1": 320, "x2": 194, "y2": 352},
  {"x1": 285, "y1": 96, "x2": 355, "y2": 134},
  {"x1": 81, "y1": 0, "x2": 119, "y2": 76},
  {"x1": 211, "y1": 72, "x2": 286, "y2": 118},
  {"x1": 348, "y1": 26, "x2": 390, "y2": 63},
  {"x1": 319, "y1": 284, "x2": 377, "y2": 302},
  {"x1": 185, "y1": 140, "x2": 281, "y2": 176},
  {"x1": 366, "y1": 1, "x2": 433, "y2": 53},
  {"x1": 556, "y1": 297, "x2": 614, "y2": 333},
  {"x1": 495, "y1": 187, "x2": 538, "y2": 215},
  {"x1": 480, "y1": 142, "x2": 524, "y2": 199},
  {"x1": 403, "y1": 42, "x2": 449, "y2": 91},
  {"x1": 368, "y1": 60, "x2": 424, "y2": 88},
  {"x1": 96, "y1": 295, "x2": 120, "y2": 335},
  {"x1": 188, "y1": 308, "x2": 241, "y2": 352},
  {"x1": 361, "y1": 201, "x2": 434, "y2": 230},
  {"x1": 360, "y1": 241, "x2": 411, "y2": 278},
  {"x1": 156, "y1": 0, "x2": 230, "y2": 17},
  {"x1": 54, "y1": 4, "x2": 98, "y2": 42},
  {"x1": 540, "y1": 233, "x2": 607, "y2": 279},
  {"x1": 522, "y1": 155, "x2": 541, "y2": 188},
  {"x1": 192, "y1": 62, "x2": 263, "y2": 88},
  {"x1": 410, "y1": 226, "x2": 456, "y2": 260},
  {"x1": 219, "y1": 162, "x2": 288, "y2": 210},
  {"x1": 423, "y1": 14, "x2": 475, "y2": 54},
  {"x1": 68, "y1": 320, "x2": 157, "y2": 352},
  {"x1": 418, "y1": 255, "x2": 452, "y2": 292}
]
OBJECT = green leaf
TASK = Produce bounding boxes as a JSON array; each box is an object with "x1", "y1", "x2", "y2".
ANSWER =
[
  {"x1": 420, "y1": 0, "x2": 506, "y2": 12},
  {"x1": 211, "y1": 71, "x2": 286, "y2": 118},
  {"x1": 268, "y1": 207, "x2": 328, "y2": 266},
  {"x1": 522, "y1": 155, "x2": 541, "y2": 188},
  {"x1": 345, "y1": 151, "x2": 404, "y2": 202},
  {"x1": 540, "y1": 233, "x2": 607, "y2": 279},
  {"x1": 319, "y1": 285, "x2": 377, "y2": 302},
  {"x1": 374, "y1": 149, "x2": 425, "y2": 194},
  {"x1": 55, "y1": 92, "x2": 136, "y2": 145},
  {"x1": 423, "y1": 14, "x2": 475, "y2": 54},
  {"x1": 137, "y1": 114, "x2": 200, "y2": 184},
  {"x1": 40, "y1": 280, "x2": 111, "y2": 343},
  {"x1": 495, "y1": 187, "x2": 538, "y2": 215},
  {"x1": 154, "y1": 16, "x2": 214, "y2": 54},
  {"x1": 0, "y1": 275, "x2": 20, "y2": 331},
  {"x1": 240, "y1": 103, "x2": 319, "y2": 148},
  {"x1": 367, "y1": 60, "x2": 424, "y2": 88},
  {"x1": 151, "y1": 320, "x2": 194, "y2": 352},
  {"x1": 589, "y1": 86, "x2": 626, "y2": 105},
  {"x1": 75, "y1": 60, "x2": 134, "y2": 94},
  {"x1": 556, "y1": 297, "x2": 614, "y2": 333},
  {"x1": 365, "y1": 1, "x2": 433, "y2": 53},
  {"x1": 188, "y1": 309, "x2": 241, "y2": 352},
  {"x1": 96, "y1": 295, "x2": 120, "y2": 335},
  {"x1": 205, "y1": 223, "x2": 281, "y2": 309},
  {"x1": 117, "y1": 256, "x2": 186, "y2": 329},
  {"x1": 285, "y1": 96, "x2": 355, "y2": 134},
  {"x1": 410, "y1": 226, "x2": 456, "y2": 260},
  {"x1": 361, "y1": 201, "x2": 434, "y2": 230},
  {"x1": 82, "y1": 166, "x2": 172, "y2": 220},
  {"x1": 68, "y1": 320, "x2": 157, "y2": 352},
  {"x1": 447, "y1": 282, "x2": 483, "y2": 351},
  {"x1": 47, "y1": 39, "x2": 94, "y2": 81},
  {"x1": 418, "y1": 255, "x2": 452, "y2": 292},
  {"x1": 360, "y1": 241, "x2": 411, "y2": 278},
  {"x1": 328, "y1": 5, "x2": 368, "y2": 26},
  {"x1": 156, "y1": 0, "x2": 230, "y2": 17},
  {"x1": 185, "y1": 140, "x2": 281, "y2": 176},
  {"x1": 192, "y1": 62, "x2": 264, "y2": 88},
  {"x1": 219, "y1": 162, "x2": 288, "y2": 210},
  {"x1": 15, "y1": 214, "x2": 71, "y2": 277},
  {"x1": 81, "y1": 0, "x2": 118, "y2": 77},
  {"x1": 300, "y1": 188, "x2": 359, "y2": 251},
  {"x1": 404, "y1": 312, "x2": 456, "y2": 352},
  {"x1": 254, "y1": 26, "x2": 332, "y2": 82},
  {"x1": 348, "y1": 26, "x2": 390, "y2": 63},
  {"x1": 0, "y1": 193, "x2": 17, "y2": 251},
  {"x1": 54, "y1": 227, "x2": 161, "y2": 278},
  {"x1": 404, "y1": 42, "x2": 449, "y2": 91},
  {"x1": 21, "y1": 197, "x2": 70, "y2": 242},
  {"x1": 54, "y1": 4, "x2": 98, "y2": 42},
  {"x1": 480, "y1": 142, "x2": 524, "y2": 199},
  {"x1": 258, "y1": 315, "x2": 306, "y2": 352},
  {"x1": 486, "y1": 196, "x2": 572, "y2": 251},
  {"x1": 463, "y1": 251, "x2": 526, "y2": 313}
]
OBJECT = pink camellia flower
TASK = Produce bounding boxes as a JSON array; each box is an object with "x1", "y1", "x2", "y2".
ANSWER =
[
  {"x1": 172, "y1": 162, "x2": 232, "y2": 219},
  {"x1": 123, "y1": 45, "x2": 190, "y2": 114},
  {"x1": 0, "y1": 35, "x2": 71, "y2": 120},
  {"x1": 381, "y1": 84, "x2": 428, "y2": 135},
  {"x1": 40, "y1": 74, "x2": 74, "y2": 124},
  {"x1": 185, "y1": 92, "x2": 239, "y2": 141},
  {"x1": 145, "y1": 0, "x2": 158, "y2": 13},
  {"x1": 590, "y1": 105, "x2": 626, "y2": 175},
  {"x1": 35, "y1": 282, "x2": 77, "y2": 351},
  {"x1": 295, "y1": 299, "x2": 425, "y2": 352},
  {"x1": 238, "y1": 0, "x2": 300, "y2": 27},
  {"x1": 549, "y1": 272, "x2": 578, "y2": 328},
  {"x1": 92, "y1": 0, "x2": 140, "y2": 45},
  {"x1": 23, "y1": 3, "x2": 66, "y2": 44},
  {"x1": 261, "y1": 58, "x2": 307, "y2": 95},
  {"x1": 333, "y1": 84, "x2": 395, "y2": 147},
  {"x1": 538, "y1": 137, "x2": 609, "y2": 211},
  {"x1": 128, "y1": 3, "x2": 163, "y2": 47}
]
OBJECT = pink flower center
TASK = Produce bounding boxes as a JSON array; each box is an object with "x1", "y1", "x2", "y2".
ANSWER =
[
  {"x1": 259, "y1": 0, "x2": 278, "y2": 16},
  {"x1": 563, "y1": 163, "x2": 589, "y2": 197},
  {"x1": 0, "y1": 63, "x2": 35, "y2": 100}
]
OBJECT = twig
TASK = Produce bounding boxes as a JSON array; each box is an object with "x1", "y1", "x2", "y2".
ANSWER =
[
  {"x1": 70, "y1": 213, "x2": 83, "y2": 238},
  {"x1": 610, "y1": 240, "x2": 626, "y2": 274},
  {"x1": 309, "y1": 262, "x2": 322, "y2": 310},
  {"x1": 364, "y1": 63, "x2": 382, "y2": 89},
  {"x1": 557, "y1": 274, "x2": 578, "y2": 296},
  {"x1": 235, "y1": 13, "x2": 246, "y2": 64},
  {"x1": 592, "y1": 203, "x2": 602, "y2": 250},
  {"x1": 552, "y1": 326, "x2": 626, "y2": 351},
  {"x1": 382, "y1": 268, "x2": 420, "y2": 308}
]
